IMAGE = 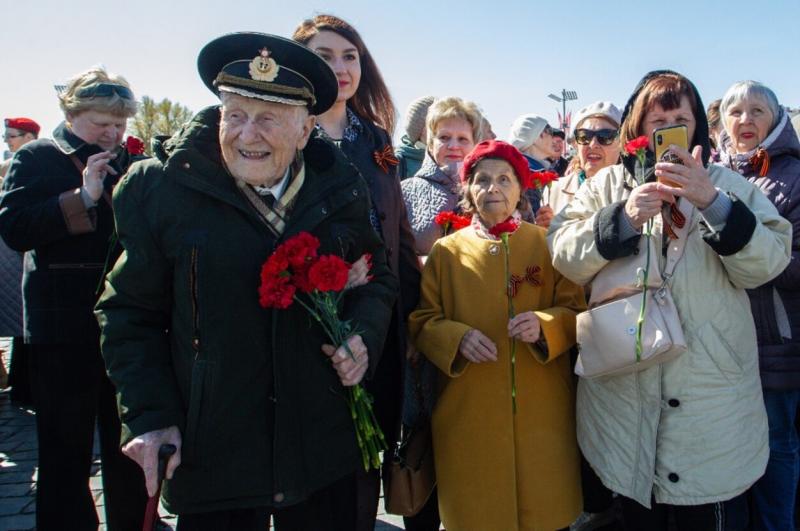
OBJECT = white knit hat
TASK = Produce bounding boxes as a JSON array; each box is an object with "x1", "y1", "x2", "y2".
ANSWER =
[
  {"x1": 403, "y1": 95, "x2": 435, "y2": 143},
  {"x1": 508, "y1": 114, "x2": 549, "y2": 150},
  {"x1": 572, "y1": 101, "x2": 622, "y2": 135}
]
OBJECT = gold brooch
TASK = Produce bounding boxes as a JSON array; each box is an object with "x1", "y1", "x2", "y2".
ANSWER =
[{"x1": 249, "y1": 47, "x2": 279, "y2": 82}]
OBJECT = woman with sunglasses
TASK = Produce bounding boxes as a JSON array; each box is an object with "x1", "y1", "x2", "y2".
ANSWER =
[
  {"x1": 0, "y1": 67, "x2": 150, "y2": 530},
  {"x1": 293, "y1": 15, "x2": 422, "y2": 531},
  {"x1": 539, "y1": 102, "x2": 622, "y2": 229}
]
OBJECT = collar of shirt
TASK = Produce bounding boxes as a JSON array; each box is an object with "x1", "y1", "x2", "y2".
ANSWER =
[
  {"x1": 315, "y1": 107, "x2": 363, "y2": 143},
  {"x1": 253, "y1": 165, "x2": 291, "y2": 199}
]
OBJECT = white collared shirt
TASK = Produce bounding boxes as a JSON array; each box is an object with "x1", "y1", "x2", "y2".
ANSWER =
[{"x1": 253, "y1": 165, "x2": 291, "y2": 200}]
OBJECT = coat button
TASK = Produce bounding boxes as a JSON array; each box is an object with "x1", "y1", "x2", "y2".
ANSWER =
[
  {"x1": 668, "y1": 398, "x2": 680, "y2": 407},
  {"x1": 668, "y1": 473, "x2": 679, "y2": 483},
  {"x1": 321, "y1": 207, "x2": 328, "y2": 215},
  {"x1": 183, "y1": 162, "x2": 191, "y2": 169},
  {"x1": 273, "y1": 492, "x2": 285, "y2": 503},
  {"x1": 352, "y1": 189, "x2": 359, "y2": 196}
]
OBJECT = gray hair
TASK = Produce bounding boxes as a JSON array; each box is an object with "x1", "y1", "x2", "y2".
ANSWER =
[
  {"x1": 720, "y1": 80, "x2": 781, "y2": 131},
  {"x1": 59, "y1": 66, "x2": 138, "y2": 118}
]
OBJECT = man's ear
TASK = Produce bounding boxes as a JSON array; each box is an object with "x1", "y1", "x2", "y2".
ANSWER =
[{"x1": 297, "y1": 113, "x2": 316, "y2": 150}]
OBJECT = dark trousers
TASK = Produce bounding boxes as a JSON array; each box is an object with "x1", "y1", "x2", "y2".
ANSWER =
[
  {"x1": 402, "y1": 486, "x2": 441, "y2": 531},
  {"x1": 581, "y1": 452, "x2": 615, "y2": 513},
  {"x1": 30, "y1": 343, "x2": 149, "y2": 531},
  {"x1": 620, "y1": 493, "x2": 748, "y2": 531},
  {"x1": 176, "y1": 473, "x2": 356, "y2": 531},
  {"x1": 751, "y1": 388, "x2": 800, "y2": 531},
  {"x1": 8, "y1": 336, "x2": 33, "y2": 405}
]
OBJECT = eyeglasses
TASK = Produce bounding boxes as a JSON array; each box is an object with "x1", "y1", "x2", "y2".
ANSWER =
[
  {"x1": 75, "y1": 83, "x2": 134, "y2": 100},
  {"x1": 3, "y1": 133, "x2": 26, "y2": 140},
  {"x1": 574, "y1": 128, "x2": 618, "y2": 146}
]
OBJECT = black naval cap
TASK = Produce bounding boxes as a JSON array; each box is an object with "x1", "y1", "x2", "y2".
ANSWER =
[{"x1": 197, "y1": 32, "x2": 337, "y2": 115}]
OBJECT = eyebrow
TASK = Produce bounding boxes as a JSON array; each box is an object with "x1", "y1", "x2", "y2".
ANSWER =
[{"x1": 314, "y1": 46, "x2": 358, "y2": 54}]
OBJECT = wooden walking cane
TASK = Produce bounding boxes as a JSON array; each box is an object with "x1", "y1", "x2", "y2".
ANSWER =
[{"x1": 142, "y1": 444, "x2": 177, "y2": 531}]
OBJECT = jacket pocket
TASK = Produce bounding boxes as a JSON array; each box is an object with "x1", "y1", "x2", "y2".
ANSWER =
[
  {"x1": 183, "y1": 360, "x2": 214, "y2": 464},
  {"x1": 189, "y1": 245, "x2": 201, "y2": 357},
  {"x1": 692, "y1": 320, "x2": 744, "y2": 384}
]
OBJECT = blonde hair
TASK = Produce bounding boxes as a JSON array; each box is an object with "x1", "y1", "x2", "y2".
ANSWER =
[
  {"x1": 426, "y1": 97, "x2": 487, "y2": 150},
  {"x1": 59, "y1": 66, "x2": 138, "y2": 118}
]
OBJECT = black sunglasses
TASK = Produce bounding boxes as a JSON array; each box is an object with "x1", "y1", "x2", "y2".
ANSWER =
[
  {"x1": 575, "y1": 128, "x2": 618, "y2": 146},
  {"x1": 75, "y1": 83, "x2": 134, "y2": 100}
]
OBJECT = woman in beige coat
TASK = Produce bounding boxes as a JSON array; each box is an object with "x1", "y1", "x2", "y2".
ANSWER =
[{"x1": 547, "y1": 70, "x2": 791, "y2": 530}]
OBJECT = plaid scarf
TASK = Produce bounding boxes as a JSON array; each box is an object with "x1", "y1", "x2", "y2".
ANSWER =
[{"x1": 237, "y1": 153, "x2": 305, "y2": 237}]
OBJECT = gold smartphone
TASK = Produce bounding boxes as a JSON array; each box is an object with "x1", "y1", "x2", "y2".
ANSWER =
[{"x1": 653, "y1": 125, "x2": 688, "y2": 187}]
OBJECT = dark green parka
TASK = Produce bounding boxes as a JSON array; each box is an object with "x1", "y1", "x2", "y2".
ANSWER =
[{"x1": 95, "y1": 106, "x2": 397, "y2": 514}]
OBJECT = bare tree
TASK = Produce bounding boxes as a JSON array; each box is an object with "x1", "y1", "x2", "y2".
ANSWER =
[{"x1": 129, "y1": 96, "x2": 193, "y2": 155}]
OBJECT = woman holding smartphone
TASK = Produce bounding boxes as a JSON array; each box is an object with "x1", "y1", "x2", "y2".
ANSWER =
[{"x1": 548, "y1": 70, "x2": 791, "y2": 530}]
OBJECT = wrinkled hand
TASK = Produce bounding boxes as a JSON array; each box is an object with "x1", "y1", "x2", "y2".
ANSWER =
[
  {"x1": 534, "y1": 205, "x2": 554, "y2": 228},
  {"x1": 624, "y1": 182, "x2": 674, "y2": 230},
  {"x1": 322, "y1": 335, "x2": 368, "y2": 386},
  {"x1": 82, "y1": 151, "x2": 118, "y2": 202},
  {"x1": 655, "y1": 145, "x2": 717, "y2": 209},
  {"x1": 122, "y1": 425, "x2": 182, "y2": 497},
  {"x1": 508, "y1": 311, "x2": 541, "y2": 343},
  {"x1": 458, "y1": 329, "x2": 497, "y2": 363}
]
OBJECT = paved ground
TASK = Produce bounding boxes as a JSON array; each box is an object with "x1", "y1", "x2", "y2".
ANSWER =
[{"x1": 0, "y1": 342, "x2": 405, "y2": 530}]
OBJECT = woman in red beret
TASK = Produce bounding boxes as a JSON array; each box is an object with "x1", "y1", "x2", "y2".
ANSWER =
[{"x1": 409, "y1": 140, "x2": 585, "y2": 530}]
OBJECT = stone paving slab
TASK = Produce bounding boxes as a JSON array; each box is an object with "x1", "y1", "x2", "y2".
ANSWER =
[{"x1": 1, "y1": 341, "x2": 412, "y2": 530}]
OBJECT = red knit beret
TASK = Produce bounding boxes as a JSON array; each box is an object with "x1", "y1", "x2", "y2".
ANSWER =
[
  {"x1": 4, "y1": 117, "x2": 40, "y2": 136},
  {"x1": 460, "y1": 140, "x2": 532, "y2": 188}
]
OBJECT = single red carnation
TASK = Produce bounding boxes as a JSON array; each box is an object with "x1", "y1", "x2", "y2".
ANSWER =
[
  {"x1": 624, "y1": 136, "x2": 650, "y2": 155},
  {"x1": 125, "y1": 136, "x2": 145, "y2": 156},
  {"x1": 531, "y1": 170, "x2": 559, "y2": 189},
  {"x1": 488, "y1": 219, "x2": 521, "y2": 238},
  {"x1": 434, "y1": 211, "x2": 455, "y2": 227},
  {"x1": 308, "y1": 255, "x2": 350, "y2": 292},
  {"x1": 258, "y1": 275, "x2": 296, "y2": 309},
  {"x1": 451, "y1": 214, "x2": 472, "y2": 230}
]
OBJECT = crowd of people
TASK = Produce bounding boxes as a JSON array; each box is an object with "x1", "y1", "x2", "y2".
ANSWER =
[{"x1": 0, "y1": 12, "x2": 799, "y2": 531}]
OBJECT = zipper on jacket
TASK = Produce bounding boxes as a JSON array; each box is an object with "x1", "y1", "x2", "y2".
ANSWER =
[{"x1": 190, "y1": 246, "x2": 201, "y2": 359}]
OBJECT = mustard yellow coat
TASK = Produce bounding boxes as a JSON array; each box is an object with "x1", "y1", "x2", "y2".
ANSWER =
[{"x1": 409, "y1": 222, "x2": 586, "y2": 531}]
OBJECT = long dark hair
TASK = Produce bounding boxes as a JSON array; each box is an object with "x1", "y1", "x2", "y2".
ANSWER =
[{"x1": 293, "y1": 14, "x2": 396, "y2": 134}]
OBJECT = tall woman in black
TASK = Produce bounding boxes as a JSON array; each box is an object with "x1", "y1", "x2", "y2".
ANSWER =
[{"x1": 294, "y1": 15, "x2": 422, "y2": 531}]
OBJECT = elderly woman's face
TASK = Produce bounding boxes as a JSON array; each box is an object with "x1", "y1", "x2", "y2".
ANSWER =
[
  {"x1": 468, "y1": 158, "x2": 521, "y2": 226},
  {"x1": 307, "y1": 30, "x2": 361, "y2": 104},
  {"x1": 724, "y1": 97, "x2": 774, "y2": 153},
  {"x1": 67, "y1": 110, "x2": 127, "y2": 151},
  {"x1": 219, "y1": 93, "x2": 314, "y2": 187},
  {"x1": 576, "y1": 117, "x2": 620, "y2": 178},
  {"x1": 641, "y1": 95, "x2": 696, "y2": 148},
  {"x1": 432, "y1": 117, "x2": 475, "y2": 167}
]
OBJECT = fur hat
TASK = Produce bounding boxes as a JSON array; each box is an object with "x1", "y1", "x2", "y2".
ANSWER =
[{"x1": 508, "y1": 114, "x2": 549, "y2": 150}]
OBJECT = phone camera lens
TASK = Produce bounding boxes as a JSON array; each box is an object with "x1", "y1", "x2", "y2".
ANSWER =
[{"x1": 657, "y1": 135, "x2": 663, "y2": 145}]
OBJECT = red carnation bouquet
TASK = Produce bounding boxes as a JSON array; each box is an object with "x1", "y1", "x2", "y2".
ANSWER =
[
  {"x1": 625, "y1": 136, "x2": 651, "y2": 363},
  {"x1": 489, "y1": 218, "x2": 522, "y2": 414},
  {"x1": 258, "y1": 232, "x2": 384, "y2": 470},
  {"x1": 434, "y1": 211, "x2": 471, "y2": 236}
]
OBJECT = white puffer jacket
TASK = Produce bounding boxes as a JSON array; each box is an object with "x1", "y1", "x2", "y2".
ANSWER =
[{"x1": 547, "y1": 162, "x2": 791, "y2": 507}]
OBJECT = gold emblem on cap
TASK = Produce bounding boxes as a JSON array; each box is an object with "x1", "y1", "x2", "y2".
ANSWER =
[{"x1": 249, "y1": 47, "x2": 279, "y2": 82}]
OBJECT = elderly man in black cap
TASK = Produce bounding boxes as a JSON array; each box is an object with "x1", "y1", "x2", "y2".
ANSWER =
[{"x1": 95, "y1": 33, "x2": 397, "y2": 530}]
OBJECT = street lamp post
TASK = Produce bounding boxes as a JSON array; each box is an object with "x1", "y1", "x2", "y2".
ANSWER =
[{"x1": 547, "y1": 89, "x2": 578, "y2": 131}]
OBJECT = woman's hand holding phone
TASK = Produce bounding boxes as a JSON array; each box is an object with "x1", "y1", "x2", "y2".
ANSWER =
[{"x1": 655, "y1": 145, "x2": 717, "y2": 209}]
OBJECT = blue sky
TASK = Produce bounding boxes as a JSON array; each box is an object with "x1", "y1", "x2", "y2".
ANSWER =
[{"x1": 1, "y1": 0, "x2": 798, "y2": 144}]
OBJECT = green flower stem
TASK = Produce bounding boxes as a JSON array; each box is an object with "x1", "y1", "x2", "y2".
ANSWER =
[
  {"x1": 633, "y1": 154, "x2": 650, "y2": 364},
  {"x1": 501, "y1": 233, "x2": 517, "y2": 415}
]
